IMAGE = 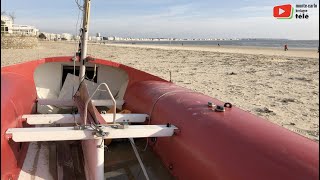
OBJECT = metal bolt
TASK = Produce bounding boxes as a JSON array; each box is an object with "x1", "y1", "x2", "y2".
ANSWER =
[
  {"x1": 215, "y1": 105, "x2": 225, "y2": 112},
  {"x1": 6, "y1": 134, "x2": 12, "y2": 141},
  {"x1": 151, "y1": 137, "x2": 157, "y2": 143}
]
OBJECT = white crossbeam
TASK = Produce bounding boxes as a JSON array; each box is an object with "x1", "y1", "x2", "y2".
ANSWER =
[
  {"x1": 23, "y1": 114, "x2": 78, "y2": 124},
  {"x1": 6, "y1": 125, "x2": 177, "y2": 142},
  {"x1": 22, "y1": 114, "x2": 148, "y2": 125},
  {"x1": 37, "y1": 99, "x2": 124, "y2": 107}
]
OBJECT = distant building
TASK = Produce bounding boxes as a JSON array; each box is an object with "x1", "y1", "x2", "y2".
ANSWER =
[
  {"x1": 55, "y1": 34, "x2": 61, "y2": 41},
  {"x1": 61, "y1": 33, "x2": 72, "y2": 40},
  {"x1": 11, "y1": 24, "x2": 39, "y2": 36},
  {"x1": 107, "y1": 36, "x2": 115, "y2": 41},
  {"x1": 73, "y1": 35, "x2": 80, "y2": 40},
  {"x1": 89, "y1": 35, "x2": 102, "y2": 41},
  {"x1": 1, "y1": 15, "x2": 13, "y2": 33},
  {"x1": 40, "y1": 32, "x2": 59, "y2": 41},
  {"x1": 1, "y1": 15, "x2": 39, "y2": 36}
]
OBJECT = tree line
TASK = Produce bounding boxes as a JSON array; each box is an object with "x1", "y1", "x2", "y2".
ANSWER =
[{"x1": 1, "y1": 11, "x2": 16, "y2": 23}]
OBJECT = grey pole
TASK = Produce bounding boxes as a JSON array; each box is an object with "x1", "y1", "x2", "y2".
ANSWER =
[{"x1": 79, "y1": 0, "x2": 91, "y2": 83}]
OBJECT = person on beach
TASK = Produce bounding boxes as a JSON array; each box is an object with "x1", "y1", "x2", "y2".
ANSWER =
[
  {"x1": 284, "y1": 44, "x2": 288, "y2": 51},
  {"x1": 218, "y1": 43, "x2": 220, "y2": 47}
]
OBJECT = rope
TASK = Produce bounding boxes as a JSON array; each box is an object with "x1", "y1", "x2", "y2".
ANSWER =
[
  {"x1": 84, "y1": 64, "x2": 97, "y2": 83},
  {"x1": 73, "y1": 112, "x2": 80, "y2": 127},
  {"x1": 129, "y1": 138, "x2": 150, "y2": 180},
  {"x1": 74, "y1": 1, "x2": 82, "y2": 51}
]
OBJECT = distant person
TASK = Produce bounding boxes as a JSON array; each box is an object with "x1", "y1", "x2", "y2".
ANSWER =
[
  {"x1": 284, "y1": 44, "x2": 288, "y2": 51},
  {"x1": 182, "y1": 43, "x2": 184, "y2": 46},
  {"x1": 218, "y1": 43, "x2": 220, "y2": 47}
]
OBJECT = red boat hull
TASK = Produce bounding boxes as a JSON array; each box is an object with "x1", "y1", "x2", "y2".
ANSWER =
[
  {"x1": 124, "y1": 81, "x2": 319, "y2": 180},
  {"x1": 1, "y1": 56, "x2": 319, "y2": 180}
]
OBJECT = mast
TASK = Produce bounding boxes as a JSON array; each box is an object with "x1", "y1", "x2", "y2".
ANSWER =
[{"x1": 79, "y1": 0, "x2": 91, "y2": 83}]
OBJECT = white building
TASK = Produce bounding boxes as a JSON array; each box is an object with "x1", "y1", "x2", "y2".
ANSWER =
[
  {"x1": 1, "y1": 15, "x2": 13, "y2": 33},
  {"x1": 61, "y1": 33, "x2": 72, "y2": 41},
  {"x1": 40, "y1": 32, "x2": 65, "y2": 41},
  {"x1": 48, "y1": 33, "x2": 57, "y2": 40},
  {"x1": 89, "y1": 36, "x2": 102, "y2": 41},
  {"x1": 107, "y1": 36, "x2": 115, "y2": 41},
  {"x1": 40, "y1": 32, "x2": 56, "y2": 40},
  {"x1": 73, "y1": 35, "x2": 80, "y2": 40},
  {"x1": 11, "y1": 24, "x2": 39, "y2": 36},
  {"x1": 1, "y1": 15, "x2": 39, "y2": 36}
]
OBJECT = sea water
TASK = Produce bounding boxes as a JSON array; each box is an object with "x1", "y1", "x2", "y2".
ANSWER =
[{"x1": 111, "y1": 39, "x2": 319, "y2": 49}]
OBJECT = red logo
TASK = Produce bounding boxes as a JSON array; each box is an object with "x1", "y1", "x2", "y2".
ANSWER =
[{"x1": 273, "y1": 4, "x2": 293, "y2": 18}]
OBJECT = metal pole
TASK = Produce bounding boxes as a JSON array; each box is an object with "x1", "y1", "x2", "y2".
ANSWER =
[
  {"x1": 79, "y1": 0, "x2": 91, "y2": 83},
  {"x1": 78, "y1": 1, "x2": 105, "y2": 180},
  {"x1": 96, "y1": 139, "x2": 104, "y2": 180}
]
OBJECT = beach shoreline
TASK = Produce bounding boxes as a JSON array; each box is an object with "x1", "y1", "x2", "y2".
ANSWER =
[
  {"x1": 38, "y1": 41, "x2": 319, "y2": 58},
  {"x1": 107, "y1": 41, "x2": 319, "y2": 49},
  {"x1": 97, "y1": 42, "x2": 319, "y2": 58}
]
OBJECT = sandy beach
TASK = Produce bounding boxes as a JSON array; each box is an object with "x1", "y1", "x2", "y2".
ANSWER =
[{"x1": 1, "y1": 41, "x2": 319, "y2": 140}]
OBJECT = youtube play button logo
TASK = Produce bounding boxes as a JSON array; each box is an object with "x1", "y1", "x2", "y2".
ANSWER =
[{"x1": 273, "y1": 4, "x2": 293, "y2": 18}]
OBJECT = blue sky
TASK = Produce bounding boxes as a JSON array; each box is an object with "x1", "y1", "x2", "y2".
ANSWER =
[{"x1": 1, "y1": 0, "x2": 319, "y2": 40}]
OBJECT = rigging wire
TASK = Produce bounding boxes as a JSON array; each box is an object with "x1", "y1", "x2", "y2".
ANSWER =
[
  {"x1": 72, "y1": 0, "x2": 82, "y2": 108},
  {"x1": 143, "y1": 90, "x2": 196, "y2": 151},
  {"x1": 75, "y1": 0, "x2": 84, "y2": 11},
  {"x1": 74, "y1": 3, "x2": 83, "y2": 54}
]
